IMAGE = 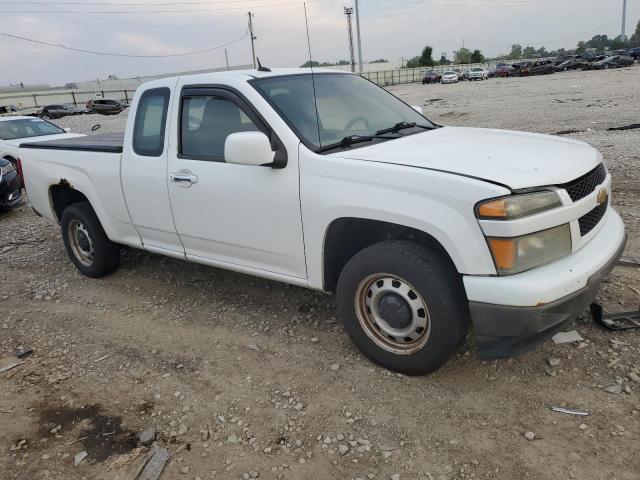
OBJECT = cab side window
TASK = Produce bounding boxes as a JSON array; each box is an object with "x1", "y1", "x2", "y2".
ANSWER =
[
  {"x1": 133, "y1": 87, "x2": 170, "y2": 157},
  {"x1": 180, "y1": 95, "x2": 258, "y2": 161}
]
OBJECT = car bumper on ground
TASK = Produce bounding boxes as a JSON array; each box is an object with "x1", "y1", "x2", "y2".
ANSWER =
[
  {"x1": 0, "y1": 171, "x2": 23, "y2": 211},
  {"x1": 464, "y1": 209, "x2": 626, "y2": 359}
]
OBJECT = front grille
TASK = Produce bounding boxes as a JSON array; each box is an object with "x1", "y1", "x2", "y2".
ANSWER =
[
  {"x1": 578, "y1": 202, "x2": 607, "y2": 236},
  {"x1": 561, "y1": 163, "x2": 607, "y2": 202}
]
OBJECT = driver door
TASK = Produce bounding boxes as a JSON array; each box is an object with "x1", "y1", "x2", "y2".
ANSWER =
[{"x1": 166, "y1": 84, "x2": 307, "y2": 280}]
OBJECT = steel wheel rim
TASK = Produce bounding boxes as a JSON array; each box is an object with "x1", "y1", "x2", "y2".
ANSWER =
[
  {"x1": 355, "y1": 274, "x2": 431, "y2": 355},
  {"x1": 68, "y1": 219, "x2": 94, "y2": 267}
]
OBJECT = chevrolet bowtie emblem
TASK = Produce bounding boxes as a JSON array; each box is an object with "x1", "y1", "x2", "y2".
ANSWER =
[{"x1": 597, "y1": 188, "x2": 608, "y2": 205}]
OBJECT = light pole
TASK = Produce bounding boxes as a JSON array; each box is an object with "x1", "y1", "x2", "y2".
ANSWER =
[
  {"x1": 354, "y1": 0, "x2": 363, "y2": 72},
  {"x1": 344, "y1": 7, "x2": 356, "y2": 73},
  {"x1": 621, "y1": 0, "x2": 627, "y2": 40},
  {"x1": 248, "y1": 11, "x2": 257, "y2": 69}
]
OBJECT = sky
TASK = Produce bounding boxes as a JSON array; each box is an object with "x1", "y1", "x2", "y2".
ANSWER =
[{"x1": 0, "y1": 0, "x2": 638, "y2": 86}]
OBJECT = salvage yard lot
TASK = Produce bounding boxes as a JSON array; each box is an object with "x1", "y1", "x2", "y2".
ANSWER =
[{"x1": 1, "y1": 67, "x2": 640, "y2": 480}]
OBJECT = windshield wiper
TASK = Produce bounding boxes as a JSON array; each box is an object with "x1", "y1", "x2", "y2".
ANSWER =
[
  {"x1": 375, "y1": 121, "x2": 432, "y2": 136},
  {"x1": 315, "y1": 134, "x2": 396, "y2": 154}
]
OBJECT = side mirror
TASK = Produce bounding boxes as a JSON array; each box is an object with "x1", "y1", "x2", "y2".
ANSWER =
[
  {"x1": 412, "y1": 106, "x2": 423, "y2": 115},
  {"x1": 225, "y1": 131, "x2": 276, "y2": 167}
]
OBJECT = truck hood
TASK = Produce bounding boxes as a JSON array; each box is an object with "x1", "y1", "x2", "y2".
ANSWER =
[
  {"x1": 333, "y1": 126, "x2": 601, "y2": 190},
  {"x1": 5, "y1": 133, "x2": 85, "y2": 148}
]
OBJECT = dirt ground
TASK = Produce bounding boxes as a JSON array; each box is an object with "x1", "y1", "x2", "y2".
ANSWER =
[{"x1": 1, "y1": 67, "x2": 640, "y2": 480}]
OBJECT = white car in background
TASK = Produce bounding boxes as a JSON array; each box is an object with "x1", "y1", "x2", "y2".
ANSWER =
[
  {"x1": 0, "y1": 116, "x2": 82, "y2": 167},
  {"x1": 468, "y1": 67, "x2": 489, "y2": 81},
  {"x1": 441, "y1": 71, "x2": 459, "y2": 84}
]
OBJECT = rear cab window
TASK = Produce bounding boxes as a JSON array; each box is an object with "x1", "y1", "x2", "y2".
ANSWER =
[{"x1": 133, "y1": 87, "x2": 170, "y2": 157}]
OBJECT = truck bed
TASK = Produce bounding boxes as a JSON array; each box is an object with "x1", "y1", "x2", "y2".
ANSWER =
[{"x1": 20, "y1": 132, "x2": 124, "y2": 153}]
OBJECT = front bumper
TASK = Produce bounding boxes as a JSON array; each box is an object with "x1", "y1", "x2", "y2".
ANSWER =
[
  {"x1": 465, "y1": 209, "x2": 626, "y2": 358},
  {"x1": 0, "y1": 171, "x2": 23, "y2": 211}
]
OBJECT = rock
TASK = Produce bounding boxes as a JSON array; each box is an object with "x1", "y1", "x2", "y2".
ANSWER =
[
  {"x1": 310, "y1": 337, "x2": 319, "y2": 343},
  {"x1": 629, "y1": 372, "x2": 640, "y2": 384},
  {"x1": 177, "y1": 424, "x2": 189, "y2": 436},
  {"x1": 579, "y1": 424, "x2": 588, "y2": 430},
  {"x1": 138, "y1": 428, "x2": 156, "y2": 446},
  {"x1": 338, "y1": 444, "x2": 349, "y2": 456},
  {"x1": 391, "y1": 474, "x2": 401, "y2": 480},
  {"x1": 249, "y1": 471, "x2": 259, "y2": 478},
  {"x1": 330, "y1": 363, "x2": 340, "y2": 371},
  {"x1": 247, "y1": 344, "x2": 260, "y2": 352},
  {"x1": 294, "y1": 402, "x2": 304, "y2": 411},
  {"x1": 547, "y1": 357, "x2": 561, "y2": 367},
  {"x1": 604, "y1": 384, "x2": 623, "y2": 394},
  {"x1": 524, "y1": 431, "x2": 535, "y2": 441}
]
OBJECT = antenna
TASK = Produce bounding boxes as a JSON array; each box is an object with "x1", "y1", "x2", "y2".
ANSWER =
[
  {"x1": 304, "y1": 2, "x2": 322, "y2": 149},
  {"x1": 256, "y1": 57, "x2": 271, "y2": 72}
]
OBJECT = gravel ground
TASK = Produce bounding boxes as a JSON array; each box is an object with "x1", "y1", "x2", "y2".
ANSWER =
[{"x1": 1, "y1": 67, "x2": 640, "y2": 480}]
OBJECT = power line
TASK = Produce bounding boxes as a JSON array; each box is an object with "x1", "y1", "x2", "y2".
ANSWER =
[
  {"x1": 0, "y1": 30, "x2": 248, "y2": 57},
  {"x1": 18, "y1": 0, "x2": 247, "y2": 28},
  {"x1": 0, "y1": 1, "x2": 303, "y2": 14}
]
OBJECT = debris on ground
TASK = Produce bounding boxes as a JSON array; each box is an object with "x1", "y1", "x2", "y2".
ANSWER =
[
  {"x1": 551, "y1": 406, "x2": 589, "y2": 416},
  {"x1": 604, "y1": 384, "x2": 623, "y2": 395},
  {"x1": 15, "y1": 347, "x2": 33, "y2": 358},
  {"x1": 74, "y1": 451, "x2": 88, "y2": 467},
  {"x1": 591, "y1": 303, "x2": 640, "y2": 331},
  {"x1": 133, "y1": 448, "x2": 169, "y2": 480},
  {"x1": 617, "y1": 255, "x2": 640, "y2": 267},
  {"x1": 0, "y1": 362, "x2": 23, "y2": 374},
  {"x1": 552, "y1": 330, "x2": 584, "y2": 344},
  {"x1": 524, "y1": 431, "x2": 536, "y2": 441}
]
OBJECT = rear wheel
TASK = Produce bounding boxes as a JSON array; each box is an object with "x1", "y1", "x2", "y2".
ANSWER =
[
  {"x1": 61, "y1": 202, "x2": 120, "y2": 278},
  {"x1": 336, "y1": 240, "x2": 470, "y2": 375}
]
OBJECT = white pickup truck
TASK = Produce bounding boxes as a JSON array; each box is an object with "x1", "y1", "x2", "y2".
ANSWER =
[{"x1": 19, "y1": 68, "x2": 626, "y2": 375}]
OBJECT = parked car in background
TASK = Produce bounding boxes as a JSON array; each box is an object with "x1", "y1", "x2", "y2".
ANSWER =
[
  {"x1": 468, "y1": 67, "x2": 489, "y2": 80},
  {"x1": 511, "y1": 62, "x2": 530, "y2": 76},
  {"x1": 591, "y1": 55, "x2": 635, "y2": 70},
  {"x1": 41, "y1": 104, "x2": 86, "y2": 120},
  {"x1": 0, "y1": 104, "x2": 42, "y2": 117},
  {"x1": 0, "y1": 116, "x2": 82, "y2": 191},
  {"x1": 441, "y1": 71, "x2": 459, "y2": 84},
  {"x1": 0, "y1": 156, "x2": 22, "y2": 212},
  {"x1": 528, "y1": 60, "x2": 555, "y2": 75},
  {"x1": 495, "y1": 64, "x2": 514, "y2": 77},
  {"x1": 554, "y1": 55, "x2": 574, "y2": 66},
  {"x1": 86, "y1": 99, "x2": 128, "y2": 116},
  {"x1": 628, "y1": 47, "x2": 640, "y2": 61},
  {"x1": 421, "y1": 71, "x2": 442, "y2": 84},
  {"x1": 452, "y1": 69, "x2": 468, "y2": 81},
  {"x1": 555, "y1": 57, "x2": 588, "y2": 71}
]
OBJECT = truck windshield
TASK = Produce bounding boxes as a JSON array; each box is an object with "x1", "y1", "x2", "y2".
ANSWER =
[
  {"x1": 0, "y1": 118, "x2": 65, "y2": 140},
  {"x1": 251, "y1": 73, "x2": 434, "y2": 152}
]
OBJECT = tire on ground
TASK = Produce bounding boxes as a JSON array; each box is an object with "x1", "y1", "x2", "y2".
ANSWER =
[
  {"x1": 336, "y1": 240, "x2": 470, "y2": 375},
  {"x1": 61, "y1": 201, "x2": 120, "y2": 278}
]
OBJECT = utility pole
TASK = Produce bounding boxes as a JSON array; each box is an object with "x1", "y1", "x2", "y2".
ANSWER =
[
  {"x1": 248, "y1": 11, "x2": 257, "y2": 69},
  {"x1": 344, "y1": 7, "x2": 356, "y2": 73},
  {"x1": 621, "y1": 0, "x2": 627, "y2": 40},
  {"x1": 224, "y1": 48, "x2": 230, "y2": 71},
  {"x1": 354, "y1": 0, "x2": 363, "y2": 72}
]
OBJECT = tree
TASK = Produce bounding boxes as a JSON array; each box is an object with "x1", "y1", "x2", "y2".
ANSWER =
[
  {"x1": 405, "y1": 56, "x2": 421, "y2": 68},
  {"x1": 507, "y1": 44, "x2": 522, "y2": 59},
  {"x1": 420, "y1": 45, "x2": 434, "y2": 67},
  {"x1": 470, "y1": 49, "x2": 484, "y2": 63},
  {"x1": 300, "y1": 60, "x2": 320, "y2": 68},
  {"x1": 369, "y1": 58, "x2": 388, "y2": 64},
  {"x1": 632, "y1": 20, "x2": 640, "y2": 42},
  {"x1": 536, "y1": 46, "x2": 548, "y2": 56},
  {"x1": 439, "y1": 53, "x2": 451, "y2": 65},
  {"x1": 522, "y1": 46, "x2": 536, "y2": 57},
  {"x1": 453, "y1": 47, "x2": 472, "y2": 64}
]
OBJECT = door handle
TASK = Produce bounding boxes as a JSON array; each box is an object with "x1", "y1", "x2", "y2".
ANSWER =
[{"x1": 170, "y1": 170, "x2": 198, "y2": 187}]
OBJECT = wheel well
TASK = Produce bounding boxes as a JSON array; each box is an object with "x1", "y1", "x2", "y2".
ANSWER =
[
  {"x1": 50, "y1": 183, "x2": 88, "y2": 221},
  {"x1": 323, "y1": 218, "x2": 456, "y2": 292}
]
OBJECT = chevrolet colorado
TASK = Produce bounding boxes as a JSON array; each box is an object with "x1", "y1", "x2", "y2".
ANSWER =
[{"x1": 18, "y1": 69, "x2": 626, "y2": 375}]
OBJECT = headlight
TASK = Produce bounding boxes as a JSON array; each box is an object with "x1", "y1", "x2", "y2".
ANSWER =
[
  {"x1": 476, "y1": 191, "x2": 561, "y2": 220},
  {"x1": 0, "y1": 162, "x2": 16, "y2": 177},
  {"x1": 487, "y1": 224, "x2": 572, "y2": 275}
]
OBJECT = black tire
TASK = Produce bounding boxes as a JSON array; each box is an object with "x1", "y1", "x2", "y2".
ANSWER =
[
  {"x1": 336, "y1": 240, "x2": 470, "y2": 375},
  {"x1": 61, "y1": 202, "x2": 120, "y2": 278}
]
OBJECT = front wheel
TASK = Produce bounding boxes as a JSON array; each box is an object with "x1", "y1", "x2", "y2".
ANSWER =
[
  {"x1": 336, "y1": 240, "x2": 470, "y2": 375},
  {"x1": 61, "y1": 202, "x2": 120, "y2": 278}
]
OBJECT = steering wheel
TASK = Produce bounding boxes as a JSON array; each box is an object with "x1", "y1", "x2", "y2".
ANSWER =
[{"x1": 344, "y1": 116, "x2": 372, "y2": 131}]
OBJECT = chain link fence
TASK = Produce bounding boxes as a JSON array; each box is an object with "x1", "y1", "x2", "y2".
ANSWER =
[{"x1": 1, "y1": 59, "x2": 557, "y2": 109}]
